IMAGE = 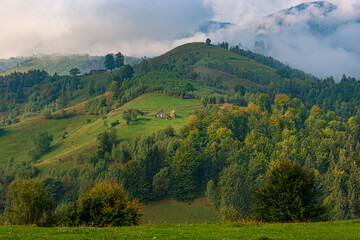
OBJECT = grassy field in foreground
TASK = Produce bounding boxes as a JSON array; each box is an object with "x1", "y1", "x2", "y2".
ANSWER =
[{"x1": 0, "y1": 220, "x2": 359, "y2": 239}]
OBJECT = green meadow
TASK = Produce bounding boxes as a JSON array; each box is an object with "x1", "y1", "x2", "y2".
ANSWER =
[
  {"x1": 0, "y1": 220, "x2": 359, "y2": 239},
  {"x1": 0, "y1": 93, "x2": 202, "y2": 170}
]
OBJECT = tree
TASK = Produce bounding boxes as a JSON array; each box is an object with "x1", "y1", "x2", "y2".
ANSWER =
[
  {"x1": 170, "y1": 143, "x2": 201, "y2": 201},
  {"x1": 218, "y1": 163, "x2": 249, "y2": 215},
  {"x1": 122, "y1": 109, "x2": 142, "y2": 126},
  {"x1": 4, "y1": 179, "x2": 54, "y2": 226},
  {"x1": 27, "y1": 132, "x2": 53, "y2": 160},
  {"x1": 96, "y1": 129, "x2": 117, "y2": 158},
  {"x1": 115, "y1": 52, "x2": 124, "y2": 69},
  {"x1": 119, "y1": 65, "x2": 134, "y2": 80},
  {"x1": 206, "y1": 38, "x2": 211, "y2": 45},
  {"x1": 61, "y1": 182, "x2": 142, "y2": 226},
  {"x1": 251, "y1": 160, "x2": 328, "y2": 222},
  {"x1": 104, "y1": 54, "x2": 116, "y2": 72},
  {"x1": 152, "y1": 167, "x2": 170, "y2": 198},
  {"x1": 256, "y1": 93, "x2": 271, "y2": 112},
  {"x1": 69, "y1": 68, "x2": 81, "y2": 76}
]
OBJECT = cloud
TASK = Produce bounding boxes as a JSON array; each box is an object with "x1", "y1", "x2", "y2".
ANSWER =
[
  {"x1": 0, "y1": 0, "x2": 359, "y2": 80},
  {"x1": 202, "y1": 0, "x2": 360, "y2": 80},
  {"x1": 0, "y1": 0, "x2": 212, "y2": 58}
]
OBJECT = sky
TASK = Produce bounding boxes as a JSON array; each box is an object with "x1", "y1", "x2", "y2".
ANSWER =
[{"x1": 0, "y1": 0, "x2": 359, "y2": 79}]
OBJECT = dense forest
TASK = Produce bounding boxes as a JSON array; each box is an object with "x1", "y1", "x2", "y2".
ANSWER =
[
  {"x1": 1, "y1": 42, "x2": 360, "y2": 223},
  {"x1": 1, "y1": 94, "x2": 359, "y2": 220}
]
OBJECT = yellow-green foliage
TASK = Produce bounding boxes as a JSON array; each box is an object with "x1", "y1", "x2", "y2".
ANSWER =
[
  {"x1": 61, "y1": 182, "x2": 142, "y2": 227},
  {"x1": 4, "y1": 179, "x2": 54, "y2": 226}
]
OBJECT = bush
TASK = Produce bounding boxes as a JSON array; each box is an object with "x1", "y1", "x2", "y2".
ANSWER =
[
  {"x1": 251, "y1": 160, "x2": 328, "y2": 222},
  {"x1": 4, "y1": 179, "x2": 54, "y2": 226},
  {"x1": 60, "y1": 182, "x2": 142, "y2": 226},
  {"x1": 111, "y1": 120, "x2": 120, "y2": 127}
]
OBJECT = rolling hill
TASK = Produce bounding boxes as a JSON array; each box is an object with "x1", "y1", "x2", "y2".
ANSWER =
[
  {"x1": 0, "y1": 93, "x2": 201, "y2": 169},
  {"x1": 0, "y1": 54, "x2": 141, "y2": 76}
]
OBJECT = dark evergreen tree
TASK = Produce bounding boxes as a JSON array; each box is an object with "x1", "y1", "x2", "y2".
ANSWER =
[
  {"x1": 115, "y1": 52, "x2": 124, "y2": 69},
  {"x1": 251, "y1": 160, "x2": 328, "y2": 222},
  {"x1": 104, "y1": 54, "x2": 115, "y2": 71}
]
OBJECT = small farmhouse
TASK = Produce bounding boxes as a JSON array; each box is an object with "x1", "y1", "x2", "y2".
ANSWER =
[
  {"x1": 155, "y1": 110, "x2": 168, "y2": 119},
  {"x1": 89, "y1": 69, "x2": 107, "y2": 74}
]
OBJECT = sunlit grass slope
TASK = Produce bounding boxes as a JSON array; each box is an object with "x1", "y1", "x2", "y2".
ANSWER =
[
  {"x1": 0, "y1": 93, "x2": 202, "y2": 170},
  {"x1": 151, "y1": 42, "x2": 279, "y2": 89}
]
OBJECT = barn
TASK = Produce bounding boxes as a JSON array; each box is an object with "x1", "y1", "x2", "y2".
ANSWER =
[
  {"x1": 89, "y1": 69, "x2": 107, "y2": 74},
  {"x1": 155, "y1": 110, "x2": 168, "y2": 119}
]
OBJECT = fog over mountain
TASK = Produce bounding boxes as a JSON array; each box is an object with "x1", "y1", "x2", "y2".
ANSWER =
[
  {"x1": 1, "y1": 0, "x2": 359, "y2": 79},
  {"x1": 197, "y1": 1, "x2": 360, "y2": 80}
]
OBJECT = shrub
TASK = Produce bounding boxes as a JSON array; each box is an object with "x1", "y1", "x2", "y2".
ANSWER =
[
  {"x1": 60, "y1": 182, "x2": 142, "y2": 226},
  {"x1": 111, "y1": 120, "x2": 120, "y2": 127}
]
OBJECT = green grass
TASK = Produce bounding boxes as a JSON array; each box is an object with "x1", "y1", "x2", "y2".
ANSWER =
[
  {"x1": 152, "y1": 42, "x2": 278, "y2": 89},
  {"x1": 121, "y1": 93, "x2": 201, "y2": 110},
  {"x1": 0, "y1": 115, "x2": 98, "y2": 165},
  {"x1": 0, "y1": 93, "x2": 201, "y2": 170},
  {"x1": 0, "y1": 220, "x2": 359, "y2": 239},
  {"x1": 141, "y1": 197, "x2": 220, "y2": 224}
]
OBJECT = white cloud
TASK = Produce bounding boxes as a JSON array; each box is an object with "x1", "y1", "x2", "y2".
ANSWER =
[
  {"x1": 202, "y1": 0, "x2": 360, "y2": 79},
  {"x1": 0, "y1": 0, "x2": 212, "y2": 58},
  {"x1": 0, "y1": 0, "x2": 359, "y2": 79}
]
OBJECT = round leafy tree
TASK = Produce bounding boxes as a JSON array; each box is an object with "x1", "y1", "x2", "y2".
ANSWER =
[
  {"x1": 4, "y1": 179, "x2": 54, "y2": 226},
  {"x1": 251, "y1": 160, "x2": 328, "y2": 222},
  {"x1": 62, "y1": 182, "x2": 142, "y2": 226}
]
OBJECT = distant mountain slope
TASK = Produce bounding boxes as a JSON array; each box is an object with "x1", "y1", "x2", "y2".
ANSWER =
[
  {"x1": 255, "y1": 1, "x2": 339, "y2": 35},
  {"x1": 0, "y1": 54, "x2": 141, "y2": 76},
  {"x1": 197, "y1": 21, "x2": 233, "y2": 34}
]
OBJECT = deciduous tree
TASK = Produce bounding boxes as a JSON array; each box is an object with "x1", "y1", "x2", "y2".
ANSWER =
[{"x1": 4, "y1": 179, "x2": 54, "y2": 226}]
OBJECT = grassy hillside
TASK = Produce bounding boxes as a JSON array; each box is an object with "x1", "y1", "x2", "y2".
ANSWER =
[
  {"x1": 148, "y1": 42, "x2": 279, "y2": 89},
  {"x1": 1, "y1": 220, "x2": 359, "y2": 239},
  {"x1": 121, "y1": 93, "x2": 201, "y2": 111},
  {"x1": 0, "y1": 54, "x2": 140, "y2": 76},
  {"x1": 0, "y1": 93, "x2": 202, "y2": 168}
]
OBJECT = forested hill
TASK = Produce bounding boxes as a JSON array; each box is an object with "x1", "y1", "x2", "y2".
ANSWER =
[
  {"x1": 138, "y1": 42, "x2": 360, "y2": 119},
  {"x1": 1, "y1": 41, "x2": 360, "y2": 127},
  {"x1": 0, "y1": 54, "x2": 141, "y2": 76}
]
